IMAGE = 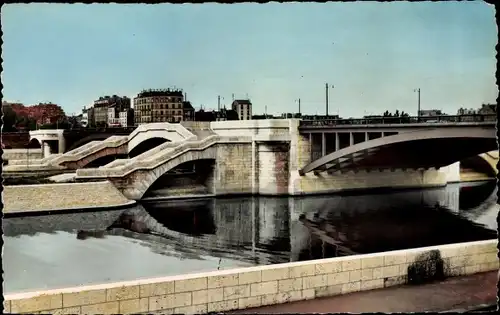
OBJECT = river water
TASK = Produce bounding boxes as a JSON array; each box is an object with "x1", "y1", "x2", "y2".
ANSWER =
[{"x1": 3, "y1": 181, "x2": 497, "y2": 294}]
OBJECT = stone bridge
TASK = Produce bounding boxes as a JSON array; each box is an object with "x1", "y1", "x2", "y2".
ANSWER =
[
  {"x1": 5, "y1": 118, "x2": 497, "y2": 198},
  {"x1": 4, "y1": 123, "x2": 197, "y2": 171},
  {"x1": 76, "y1": 135, "x2": 254, "y2": 200}
]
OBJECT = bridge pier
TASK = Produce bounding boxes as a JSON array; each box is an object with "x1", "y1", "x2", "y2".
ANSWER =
[
  {"x1": 42, "y1": 142, "x2": 52, "y2": 158},
  {"x1": 257, "y1": 142, "x2": 290, "y2": 195},
  {"x1": 440, "y1": 162, "x2": 461, "y2": 184}
]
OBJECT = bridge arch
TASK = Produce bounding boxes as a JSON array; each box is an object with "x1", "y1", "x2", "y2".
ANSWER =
[
  {"x1": 460, "y1": 152, "x2": 498, "y2": 178},
  {"x1": 27, "y1": 137, "x2": 42, "y2": 148},
  {"x1": 66, "y1": 134, "x2": 113, "y2": 152},
  {"x1": 128, "y1": 137, "x2": 171, "y2": 158},
  {"x1": 113, "y1": 146, "x2": 218, "y2": 200},
  {"x1": 127, "y1": 129, "x2": 187, "y2": 156},
  {"x1": 81, "y1": 152, "x2": 130, "y2": 169},
  {"x1": 300, "y1": 128, "x2": 497, "y2": 175}
]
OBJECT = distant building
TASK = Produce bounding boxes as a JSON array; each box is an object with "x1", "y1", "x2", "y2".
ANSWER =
[
  {"x1": 231, "y1": 99, "x2": 252, "y2": 121},
  {"x1": 183, "y1": 101, "x2": 195, "y2": 121},
  {"x1": 281, "y1": 113, "x2": 303, "y2": 119},
  {"x1": 93, "y1": 95, "x2": 131, "y2": 127},
  {"x1": 120, "y1": 109, "x2": 134, "y2": 127},
  {"x1": 194, "y1": 108, "x2": 239, "y2": 122},
  {"x1": 66, "y1": 114, "x2": 83, "y2": 128},
  {"x1": 81, "y1": 106, "x2": 94, "y2": 127},
  {"x1": 133, "y1": 89, "x2": 185, "y2": 125},
  {"x1": 477, "y1": 103, "x2": 497, "y2": 115},
  {"x1": 107, "y1": 106, "x2": 134, "y2": 127},
  {"x1": 302, "y1": 114, "x2": 341, "y2": 120},
  {"x1": 419, "y1": 109, "x2": 444, "y2": 117},
  {"x1": 456, "y1": 108, "x2": 477, "y2": 115}
]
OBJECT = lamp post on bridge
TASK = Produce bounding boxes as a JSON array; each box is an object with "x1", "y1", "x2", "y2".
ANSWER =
[
  {"x1": 414, "y1": 88, "x2": 421, "y2": 121},
  {"x1": 325, "y1": 83, "x2": 335, "y2": 117},
  {"x1": 295, "y1": 98, "x2": 301, "y2": 116}
]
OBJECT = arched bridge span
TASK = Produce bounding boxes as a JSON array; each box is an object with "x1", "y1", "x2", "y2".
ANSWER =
[
  {"x1": 299, "y1": 128, "x2": 497, "y2": 175},
  {"x1": 64, "y1": 128, "x2": 134, "y2": 152},
  {"x1": 107, "y1": 145, "x2": 218, "y2": 200}
]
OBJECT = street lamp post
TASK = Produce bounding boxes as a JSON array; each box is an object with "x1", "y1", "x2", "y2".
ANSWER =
[
  {"x1": 414, "y1": 88, "x2": 421, "y2": 121},
  {"x1": 326, "y1": 83, "x2": 335, "y2": 117},
  {"x1": 296, "y1": 98, "x2": 301, "y2": 115}
]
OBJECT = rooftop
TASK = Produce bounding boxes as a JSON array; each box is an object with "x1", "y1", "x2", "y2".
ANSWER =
[
  {"x1": 136, "y1": 89, "x2": 184, "y2": 98},
  {"x1": 232, "y1": 99, "x2": 252, "y2": 105},
  {"x1": 183, "y1": 101, "x2": 194, "y2": 110}
]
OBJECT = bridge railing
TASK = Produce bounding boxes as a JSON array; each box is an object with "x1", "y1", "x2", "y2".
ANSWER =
[
  {"x1": 48, "y1": 136, "x2": 129, "y2": 166},
  {"x1": 77, "y1": 135, "x2": 221, "y2": 178},
  {"x1": 62, "y1": 127, "x2": 137, "y2": 133},
  {"x1": 298, "y1": 114, "x2": 497, "y2": 127}
]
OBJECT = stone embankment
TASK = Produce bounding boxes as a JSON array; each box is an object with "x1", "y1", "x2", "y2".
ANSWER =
[{"x1": 3, "y1": 181, "x2": 134, "y2": 216}]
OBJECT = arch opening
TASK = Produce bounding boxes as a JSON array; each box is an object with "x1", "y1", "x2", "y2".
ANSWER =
[
  {"x1": 459, "y1": 154, "x2": 497, "y2": 178},
  {"x1": 129, "y1": 137, "x2": 170, "y2": 158},
  {"x1": 66, "y1": 135, "x2": 111, "y2": 152},
  {"x1": 46, "y1": 140, "x2": 59, "y2": 154},
  {"x1": 26, "y1": 138, "x2": 42, "y2": 149},
  {"x1": 143, "y1": 159, "x2": 216, "y2": 199},
  {"x1": 83, "y1": 153, "x2": 130, "y2": 168}
]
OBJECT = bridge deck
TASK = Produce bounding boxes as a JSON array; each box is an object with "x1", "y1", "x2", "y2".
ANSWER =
[{"x1": 230, "y1": 271, "x2": 497, "y2": 313}]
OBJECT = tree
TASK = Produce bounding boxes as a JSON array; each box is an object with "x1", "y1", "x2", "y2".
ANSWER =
[
  {"x1": 226, "y1": 110, "x2": 239, "y2": 120},
  {"x1": 2, "y1": 105, "x2": 18, "y2": 131}
]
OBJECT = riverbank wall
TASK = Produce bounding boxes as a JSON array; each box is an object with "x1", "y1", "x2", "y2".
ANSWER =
[
  {"x1": 3, "y1": 181, "x2": 135, "y2": 216},
  {"x1": 3, "y1": 148, "x2": 43, "y2": 162},
  {"x1": 4, "y1": 239, "x2": 497, "y2": 314}
]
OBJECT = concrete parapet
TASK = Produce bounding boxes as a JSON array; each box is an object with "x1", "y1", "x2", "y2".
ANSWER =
[
  {"x1": 4, "y1": 239, "x2": 497, "y2": 314},
  {"x1": 210, "y1": 119, "x2": 291, "y2": 138}
]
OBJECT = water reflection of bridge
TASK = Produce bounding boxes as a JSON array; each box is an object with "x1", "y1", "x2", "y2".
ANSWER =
[{"x1": 3, "y1": 182, "x2": 496, "y2": 266}]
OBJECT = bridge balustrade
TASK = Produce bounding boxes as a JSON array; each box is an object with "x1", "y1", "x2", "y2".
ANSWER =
[{"x1": 299, "y1": 114, "x2": 496, "y2": 127}]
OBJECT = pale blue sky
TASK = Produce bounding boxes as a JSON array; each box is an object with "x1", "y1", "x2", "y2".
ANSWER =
[{"x1": 1, "y1": 2, "x2": 497, "y2": 117}]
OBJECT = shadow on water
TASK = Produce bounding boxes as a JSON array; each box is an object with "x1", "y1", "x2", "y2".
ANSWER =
[{"x1": 3, "y1": 181, "x2": 497, "y2": 293}]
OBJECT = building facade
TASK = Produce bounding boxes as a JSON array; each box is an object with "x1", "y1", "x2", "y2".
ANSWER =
[
  {"x1": 93, "y1": 95, "x2": 131, "y2": 127},
  {"x1": 231, "y1": 99, "x2": 252, "y2": 121},
  {"x1": 133, "y1": 89, "x2": 188, "y2": 125},
  {"x1": 419, "y1": 109, "x2": 444, "y2": 117},
  {"x1": 107, "y1": 106, "x2": 134, "y2": 127},
  {"x1": 477, "y1": 104, "x2": 497, "y2": 115},
  {"x1": 81, "y1": 106, "x2": 94, "y2": 127},
  {"x1": 183, "y1": 101, "x2": 195, "y2": 121}
]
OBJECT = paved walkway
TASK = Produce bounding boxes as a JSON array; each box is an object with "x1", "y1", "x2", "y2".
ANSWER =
[{"x1": 231, "y1": 271, "x2": 498, "y2": 313}]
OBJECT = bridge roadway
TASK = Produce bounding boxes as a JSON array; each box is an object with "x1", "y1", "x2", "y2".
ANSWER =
[{"x1": 3, "y1": 115, "x2": 497, "y2": 200}]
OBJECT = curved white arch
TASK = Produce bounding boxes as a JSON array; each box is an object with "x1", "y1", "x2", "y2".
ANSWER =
[{"x1": 300, "y1": 128, "x2": 497, "y2": 175}]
